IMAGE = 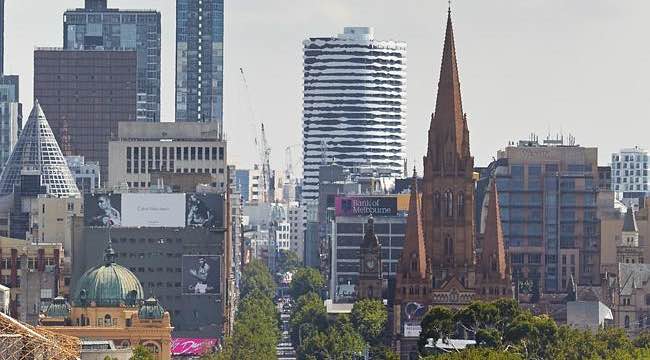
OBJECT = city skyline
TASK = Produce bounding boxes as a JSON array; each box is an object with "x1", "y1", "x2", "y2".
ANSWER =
[{"x1": 4, "y1": 0, "x2": 650, "y2": 172}]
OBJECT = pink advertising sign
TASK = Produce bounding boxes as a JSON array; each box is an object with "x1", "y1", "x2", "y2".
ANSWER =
[{"x1": 171, "y1": 338, "x2": 218, "y2": 355}]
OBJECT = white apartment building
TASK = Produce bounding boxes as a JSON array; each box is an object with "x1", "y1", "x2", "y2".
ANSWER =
[
  {"x1": 108, "y1": 122, "x2": 227, "y2": 191},
  {"x1": 301, "y1": 27, "x2": 407, "y2": 203},
  {"x1": 611, "y1": 147, "x2": 650, "y2": 200},
  {"x1": 288, "y1": 202, "x2": 305, "y2": 260},
  {"x1": 275, "y1": 221, "x2": 291, "y2": 252}
]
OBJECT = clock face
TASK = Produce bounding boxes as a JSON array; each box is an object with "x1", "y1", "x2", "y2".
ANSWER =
[{"x1": 366, "y1": 258, "x2": 376, "y2": 271}]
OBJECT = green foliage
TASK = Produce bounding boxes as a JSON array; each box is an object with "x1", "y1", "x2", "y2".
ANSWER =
[
  {"x1": 423, "y1": 348, "x2": 523, "y2": 360},
  {"x1": 298, "y1": 315, "x2": 365, "y2": 360},
  {"x1": 418, "y1": 306, "x2": 456, "y2": 352},
  {"x1": 290, "y1": 292, "x2": 329, "y2": 347},
  {"x1": 278, "y1": 249, "x2": 302, "y2": 273},
  {"x1": 351, "y1": 298, "x2": 388, "y2": 346},
  {"x1": 240, "y1": 259, "x2": 276, "y2": 299},
  {"x1": 129, "y1": 346, "x2": 154, "y2": 360},
  {"x1": 289, "y1": 267, "x2": 325, "y2": 299},
  {"x1": 217, "y1": 259, "x2": 279, "y2": 360}
]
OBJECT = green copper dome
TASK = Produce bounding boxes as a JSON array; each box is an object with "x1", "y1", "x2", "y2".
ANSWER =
[
  {"x1": 45, "y1": 296, "x2": 71, "y2": 318},
  {"x1": 138, "y1": 297, "x2": 165, "y2": 320},
  {"x1": 73, "y1": 244, "x2": 144, "y2": 307}
]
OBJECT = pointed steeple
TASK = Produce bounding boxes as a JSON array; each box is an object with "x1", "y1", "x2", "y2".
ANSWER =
[
  {"x1": 480, "y1": 178, "x2": 507, "y2": 280},
  {"x1": 0, "y1": 100, "x2": 80, "y2": 196},
  {"x1": 428, "y1": 9, "x2": 467, "y2": 159},
  {"x1": 398, "y1": 169, "x2": 427, "y2": 278}
]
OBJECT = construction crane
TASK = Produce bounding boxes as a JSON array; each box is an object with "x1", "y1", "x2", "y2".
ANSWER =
[{"x1": 239, "y1": 67, "x2": 272, "y2": 203}]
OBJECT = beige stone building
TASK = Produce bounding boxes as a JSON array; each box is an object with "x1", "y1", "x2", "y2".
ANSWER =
[{"x1": 108, "y1": 122, "x2": 227, "y2": 191}]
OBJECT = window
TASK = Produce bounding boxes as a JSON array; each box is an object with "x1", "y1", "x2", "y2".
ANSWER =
[
  {"x1": 445, "y1": 191, "x2": 453, "y2": 217},
  {"x1": 457, "y1": 192, "x2": 465, "y2": 218},
  {"x1": 625, "y1": 315, "x2": 630, "y2": 328},
  {"x1": 433, "y1": 192, "x2": 441, "y2": 216}
]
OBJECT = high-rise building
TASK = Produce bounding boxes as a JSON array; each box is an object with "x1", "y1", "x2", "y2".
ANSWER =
[
  {"x1": 34, "y1": 49, "x2": 137, "y2": 181},
  {"x1": 301, "y1": 27, "x2": 406, "y2": 203},
  {"x1": 0, "y1": 0, "x2": 4, "y2": 75},
  {"x1": 176, "y1": 0, "x2": 224, "y2": 124},
  {"x1": 63, "y1": 0, "x2": 161, "y2": 123},
  {"x1": 495, "y1": 138, "x2": 600, "y2": 292},
  {"x1": 611, "y1": 147, "x2": 650, "y2": 201},
  {"x1": 0, "y1": 76, "x2": 21, "y2": 171}
]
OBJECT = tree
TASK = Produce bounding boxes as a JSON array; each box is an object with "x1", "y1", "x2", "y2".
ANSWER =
[
  {"x1": 351, "y1": 298, "x2": 387, "y2": 346},
  {"x1": 423, "y1": 348, "x2": 523, "y2": 360},
  {"x1": 289, "y1": 267, "x2": 325, "y2": 299},
  {"x1": 299, "y1": 315, "x2": 365, "y2": 360},
  {"x1": 278, "y1": 249, "x2": 301, "y2": 273},
  {"x1": 240, "y1": 259, "x2": 276, "y2": 299},
  {"x1": 129, "y1": 346, "x2": 154, "y2": 360},
  {"x1": 290, "y1": 292, "x2": 328, "y2": 347},
  {"x1": 418, "y1": 306, "x2": 456, "y2": 353}
]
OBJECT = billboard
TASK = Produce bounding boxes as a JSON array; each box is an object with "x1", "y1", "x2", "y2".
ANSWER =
[
  {"x1": 182, "y1": 255, "x2": 221, "y2": 295},
  {"x1": 121, "y1": 193, "x2": 186, "y2": 227},
  {"x1": 186, "y1": 193, "x2": 223, "y2": 228},
  {"x1": 84, "y1": 194, "x2": 122, "y2": 227},
  {"x1": 171, "y1": 338, "x2": 219, "y2": 356},
  {"x1": 84, "y1": 192, "x2": 224, "y2": 228},
  {"x1": 335, "y1": 196, "x2": 398, "y2": 217},
  {"x1": 402, "y1": 301, "x2": 427, "y2": 338}
]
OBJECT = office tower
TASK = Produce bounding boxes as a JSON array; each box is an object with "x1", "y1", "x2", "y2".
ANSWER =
[
  {"x1": 496, "y1": 137, "x2": 599, "y2": 292},
  {"x1": 611, "y1": 147, "x2": 650, "y2": 201},
  {"x1": 0, "y1": 76, "x2": 21, "y2": 170},
  {"x1": 301, "y1": 27, "x2": 406, "y2": 203},
  {"x1": 0, "y1": 101, "x2": 79, "y2": 197},
  {"x1": 63, "y1": 0, "x2": 161, "y2": 122},
  {"x1": 176, "y1": 0, "x2": 224, "y2": 124},
  {"x1": 0, "y1": 0, "x2": 4, "y2": 74},
  {"x1": 34, "y1": 49, "x2": 137, "y2": 181}
]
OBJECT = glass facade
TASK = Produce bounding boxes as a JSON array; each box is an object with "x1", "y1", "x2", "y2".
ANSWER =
[
  {"x1": 0, "y1": 75, "x2": 20, "y2": 172},
  {"x1": 496, "y1": 146, "x2": 599, "y2": 293},
  {"x1": 176, "y1": 0, "x2": 224, "y2": 125},
  {"x1": 63, "y1": 4, "x2": 161, "y2": 123}
]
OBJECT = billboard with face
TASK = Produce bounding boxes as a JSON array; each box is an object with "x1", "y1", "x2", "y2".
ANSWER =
[
  {"x1": 182, "y1": 255, "x2": 221, "y2": 295},
  {"x1": 186, "y1": 193, "x2": 224, "y2": 228},
  {"x1": 121, "y1": 193, "x2": 186, "y2": 227},
  {"x1": 84, "y1": 194, "x2": 122, "y2": 227}
]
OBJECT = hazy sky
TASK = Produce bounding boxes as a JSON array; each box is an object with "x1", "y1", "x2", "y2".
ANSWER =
[{"x1": 5, "y1": 1, "x2": 650, "y2": 174}]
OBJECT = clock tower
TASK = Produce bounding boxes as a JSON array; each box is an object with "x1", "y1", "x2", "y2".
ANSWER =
[{"x1": 358, "y1": 215, "x2": 383, "y2": 300}]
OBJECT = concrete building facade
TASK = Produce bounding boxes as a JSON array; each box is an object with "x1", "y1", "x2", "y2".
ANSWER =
[
  {"x1": 66, "y1": 156, "x2": 101, "y2": 193},
  {"x1": 611, "y1": 147, "x2": 650, "y2": 202},
  {"x1": 107, "y1": 122, "x2": 227, "y2": 192}
]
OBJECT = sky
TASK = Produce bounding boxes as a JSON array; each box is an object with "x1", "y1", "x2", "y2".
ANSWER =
[{"x1": 5, "y1": 1, "x2": 650, "y2": 175}]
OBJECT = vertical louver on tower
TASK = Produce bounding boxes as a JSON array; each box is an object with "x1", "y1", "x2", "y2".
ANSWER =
[{"x1": 0, "y1": 100, "x2": 80, "y2": 196}]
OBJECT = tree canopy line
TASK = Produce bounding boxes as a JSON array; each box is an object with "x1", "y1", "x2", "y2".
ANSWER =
[{"x1": 418, "y1": 299, "x2": 650, "y2": 359}]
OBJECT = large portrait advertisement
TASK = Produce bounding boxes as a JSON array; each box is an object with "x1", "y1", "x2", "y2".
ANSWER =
[
  {"x1": 84, "y1": 194, "x2": 122, "y2": 227},
  {"x1": 182, "y1": 255, "x2": 221, "y2": 295},
  {"x1": 185, "y1": 193, "x2": 223, "y2": 228}
]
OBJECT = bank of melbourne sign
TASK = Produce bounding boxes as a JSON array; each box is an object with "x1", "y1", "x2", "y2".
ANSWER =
[{"x1": 335, "y1": 196, "x2": 397, "y2": 217}]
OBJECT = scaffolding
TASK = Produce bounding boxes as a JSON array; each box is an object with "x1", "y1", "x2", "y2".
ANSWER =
[{"x1": 0, "y1": 312, "x2": 80, "y2": 360}]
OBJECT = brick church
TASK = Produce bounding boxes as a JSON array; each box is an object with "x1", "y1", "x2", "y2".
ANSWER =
[{"x1": 391, "y1": 9, "x2": 512, "y2": 358}]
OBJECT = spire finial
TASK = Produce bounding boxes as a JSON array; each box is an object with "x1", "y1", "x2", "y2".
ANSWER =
[
  {"x1": 448, "y1": 0, "x2": 452, "y2": 15},
  {"x1": 104, "y1": 222, "x2": 116, "y2": 265}
]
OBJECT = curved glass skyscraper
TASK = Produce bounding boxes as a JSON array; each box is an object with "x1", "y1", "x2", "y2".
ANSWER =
[{"x1": 301, "y1": 27, "x2": 406, "y2": 202}]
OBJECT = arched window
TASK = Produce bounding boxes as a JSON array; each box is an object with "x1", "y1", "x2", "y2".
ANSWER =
[
  {"x1": 104, "y1": 314, "x2": 112, "y2": 327},
  {"x1": 457, "y1": 192, "x2": 465, "y2": 218},
  {"x1": 625, "y1": 315, "x2": 630, "y2": 328},
  {"x1": 445, "y1": 191, "x2": 454, "y2": 217},
  {"x1": 368, "y1": 286, "x2": 374, "y2": 298},
  {"x1": 433, "y1": 192, "x2": 441, "y2": 216},
  {"x1": 444, "y1": 234, "x2": 453, "y2": 258}
]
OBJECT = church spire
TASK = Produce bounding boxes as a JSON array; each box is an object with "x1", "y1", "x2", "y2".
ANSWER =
[
  {"x1": 480, "y1": 178, "x2": 508, "y2": 280},
  {"x1": 427, "y1": 8, "x2": 469, "y2": 166},
  {"x1": 398, "y1": 170, "x2": 428, "y2": 279}
]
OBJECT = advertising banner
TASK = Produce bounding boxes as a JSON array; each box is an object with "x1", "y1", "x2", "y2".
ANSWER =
[
  {"x1": 335, "y1": 196, "x2": 398, "y2": 217},
  {"x1": 171, "y1": 338, "x2": 219, "y2": 356},
  {"x1": 84, "y1": 194, "x2": 122, "y2": 227},
  {"x1": 186, "y1": 193, "x2": 224, "y2": 228},
  {"x1": 402, "y1": 302, "x2": 427, "y2": 338},
  {"x1": 121, "y1": 193, "x2": 186, "y2": 227},
  {"x1": 182, "y1": 255, "x2": 221, "y2": 295}
]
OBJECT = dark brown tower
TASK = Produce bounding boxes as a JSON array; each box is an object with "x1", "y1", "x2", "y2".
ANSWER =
[
  {"x1": 358, "y1": 215, "x2": 383, "y2": 300},
  {"x1": 476, "y1": 178, "x2": 512, "y2": 299},
  {"x1": 422, "y1": 9, "x2": 476, "y2": 291}
]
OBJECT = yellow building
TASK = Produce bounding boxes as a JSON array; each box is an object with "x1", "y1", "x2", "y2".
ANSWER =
[{"x1": 39, "y1": 239, "x2": 172, "y2": 360}]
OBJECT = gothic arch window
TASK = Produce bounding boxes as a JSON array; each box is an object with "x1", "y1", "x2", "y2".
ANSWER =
[
  {"x1": 433, "y1": 192, "x2": 441, "y2": 216},
  {"x1": 445, "y1": 191, "x2": 454, "y2": 217},
  {"x1": 104, "y1": 314, "x2": 112, "y2": 327},
  {"x1": 625, "y1": 315, "x2": 630, "y2": 328},
  {"x1": 457, "y1": 192, "x2": 465, "y2": 218},
  {"x1": 368, "y1": 286, "x2": 374, "y2": 298},
  {"x1": 411, "y1": 253, "x2": 418, "y2": 272}
]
